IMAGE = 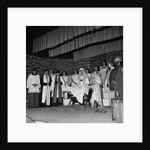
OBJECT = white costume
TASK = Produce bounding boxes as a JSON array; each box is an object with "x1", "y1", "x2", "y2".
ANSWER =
[
  {"x1": 27, "y1": 74, "x2": 41, "y2": 93},
  {"x1": 42, "y1": 74, "x2": 51, "y2": 105},
  {"x1": 99, "y1": 66, "x2": 108, "y2": 92},
  {"x1": 90, "y1": 73, "x2": 102, "y2": 107},
  {"x1": 71, "y1": 74, "x2": 79, "y2": 87},
  {"x1": 27, "y1": 73, "x2": 41, "y2": 107},
  {"x1": 66, "y1": 68, "x2": 89, "y2": 104},
  {"x1": 62, "y1": 75, "x2": 69, "y2": 99}
]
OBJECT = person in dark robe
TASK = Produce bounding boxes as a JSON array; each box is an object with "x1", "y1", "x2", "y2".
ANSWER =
[
  {"x1": 51, "y1": 70, "x2": 64, "y2": 106},
  {"x1": 115, "y1": 61, "x2": 123, "y2": 98},
  {"x1": 27, "y1": 68, "x2": 41, "y2": 108},
  {"x1": 49, "y1": 69, "x2": 54, "y2": 105},
  {"x1": 109, "y1": 64, "x2": 116, "y2": 91},
  {"x1": 112, "y1": 57, "x2": 123, "y2": 98}
]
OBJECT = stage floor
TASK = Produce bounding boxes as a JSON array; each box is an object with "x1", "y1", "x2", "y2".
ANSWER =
[{"x1": 26, "y1": 105, "x2": 118, "y2": 123}]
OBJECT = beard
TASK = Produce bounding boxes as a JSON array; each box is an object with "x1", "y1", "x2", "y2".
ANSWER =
[{"x1": 114, "y1": 63, "x2": 119, "y2": 68}]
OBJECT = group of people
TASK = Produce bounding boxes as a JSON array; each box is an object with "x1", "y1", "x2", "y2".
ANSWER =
[{"x1": 27, "y1": 56, "x2": 123, "y2": 109}]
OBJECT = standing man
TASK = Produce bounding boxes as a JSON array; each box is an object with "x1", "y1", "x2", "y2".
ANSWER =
[
  {"x1": 112, "y1": 57, "x2": 122, "y2": 98},
  {"x1": 42, "y1": 69, "x2": 51, "y2": 106},
  {"x1": 37, "y1": 70, "x2": 43, "y2": 107},
  {"x1": 51, "y1": 70, "x2": 64, "y2": 106},
  {"x1": 27, "y1": 68, "x2": 41, "y2": 108},
  {"x1": 115, "y1": 61, "x2": 123, "y2": 98}
]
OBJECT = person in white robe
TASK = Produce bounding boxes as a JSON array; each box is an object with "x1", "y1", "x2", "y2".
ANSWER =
[
  {"x1": 61, "y1": 71, "x2": 69, "y2": 99},
  {"x1": 85, "y1": 68, "x2": 91, "y2": 83},
  {"x1": 27, "y1": 68, "x2": 41, "y2": 108},
  {"x1": 89, "y1": 70, "x2": 103, "y2": 108},
  {"x1": 51, "y1": 70, "x2": 65, "y2": 106},
  {"x1": 66, "y1": 68, "x2": 89, "y2": 104},
  {"x1": 42, "y1": 69, "x2": 51, "y2": 106},
  {"x1": 99, "y1": 60, "x2": 109, "y2": 92},
  {"x1": 71, "y1": 69, "x2": 79, "y2": 87}
]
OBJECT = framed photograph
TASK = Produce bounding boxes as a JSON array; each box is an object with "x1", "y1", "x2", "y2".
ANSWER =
[{"x1": 6, "y1": 7, "x2": 143, "y2": 143}]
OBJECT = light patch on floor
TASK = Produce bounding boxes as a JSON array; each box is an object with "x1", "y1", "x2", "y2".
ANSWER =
[{"x1": 26, "y1": 105, "x2": 118, "y2": 123}]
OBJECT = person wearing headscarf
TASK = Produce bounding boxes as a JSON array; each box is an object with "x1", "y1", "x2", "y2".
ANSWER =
[
  {"x1": 112, "y1": 56, "x2": 123, "y2": 98},
  {"x1": 41, "y1": 69, "x2": 51, "y2": 106},
  {"x1": 51, "y1": 70, "x2": 65, "y2": 106},
  {"x1": 78, "y1": 68, "x2": 89, "y2": 88},
  {"x1": 66, "y1": 68, "x2": 89, "y2": 104},
  {"x1": 27, "y1": 68, "x2": 41, "y2": 108}
]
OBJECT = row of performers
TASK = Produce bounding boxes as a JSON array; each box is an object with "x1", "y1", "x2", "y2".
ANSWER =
[{"x1": 27, "y1": 57, "x2": 123, "y2": 108}]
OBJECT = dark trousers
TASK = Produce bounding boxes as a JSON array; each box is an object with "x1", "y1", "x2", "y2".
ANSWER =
[
  {"x1": 51, "y1": 98, "x2": 63, "y2": 106},
  {"x1": 28, "y1": 93, "x2": 39, "y2": 108}
]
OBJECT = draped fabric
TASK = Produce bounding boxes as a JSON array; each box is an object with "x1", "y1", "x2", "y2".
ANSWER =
[
  {"x1": 48, "y1": 26, "x2": 123, "y2": 57},
  {"x1": 33, "y1": 26, "x2": 123, "y2": 62},
  {"x1": 73, "y1": 39, "x2": 123, "y2": 61},
  {"x1": 33, "y1": 26, "x2": 123, "y2": 53},
  {"x1": 33, "y1": 26, "x2": 103, "y2": 52}
]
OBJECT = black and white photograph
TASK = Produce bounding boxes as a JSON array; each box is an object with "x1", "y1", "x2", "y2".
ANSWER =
[
  {"x1": 7, "y1": 8, "x2": 142, "y2": 142},
  {"x1": 26, "y1": 26, "x2": 123, "y2": 123}
]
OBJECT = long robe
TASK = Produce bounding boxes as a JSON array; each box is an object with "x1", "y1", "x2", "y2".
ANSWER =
[
  {"x1": 90, "y1": 74, "x2": 102, "y2": 107},
  {"x1": 109, "y1": 69, "x2": 116, "y2": 91},
  {"x1": 27, "y1": 74, "x2": 41, "y2": 107},
  {"x1": 51, "y1": 75, "x2": 65, "y2": 104},
  {"x1": 62, "y1": 75, "x2": 68, "y2": 99},
  {"x1": 66, "y1": 74, "x2": 89, "y2": 104},
  {"x1": 71, "y1": 74, "x2": 79, "y2": 87},
  {"x1": 42, "y1": 74, "x2": 51, "y2": 105},
  {"x1": 104, "y1": 69, "x2": 112, "y2": 92},
  {"x1": 99, "y1": 67, "x2": 108, "y2": 92},
  {"x1": 111, "y1": 65, "x2": 121, "y2": 98},
  {"x1": 115, "y1": 66, "x2": 123, "y2": 98}
]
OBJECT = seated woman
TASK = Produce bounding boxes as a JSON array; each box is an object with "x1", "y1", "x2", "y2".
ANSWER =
[
  {"x1": 66, "y1": 68, "x2": 89, "y2": 104},
  {"x1": 89, "y1": 70, "x2": 103, "y2": 108}
]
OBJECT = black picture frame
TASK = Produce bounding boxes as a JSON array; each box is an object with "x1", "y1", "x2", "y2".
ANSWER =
[{"x1": 1, "y1": 0, "x2": 149, "y2": 147}]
